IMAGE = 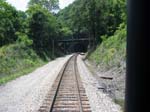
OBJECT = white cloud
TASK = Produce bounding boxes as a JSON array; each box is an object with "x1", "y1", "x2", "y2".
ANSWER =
[{"x1": 6, "y1": 0, "x2": 75, "y2": 11}]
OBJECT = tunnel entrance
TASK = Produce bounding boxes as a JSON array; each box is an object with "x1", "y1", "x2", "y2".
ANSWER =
[
  {"x1": 56, "y1": 38, "x2": 92, "y2": 54},
  {"x1": 70, "y1": 43, "x2": 88, "y2": 53}
]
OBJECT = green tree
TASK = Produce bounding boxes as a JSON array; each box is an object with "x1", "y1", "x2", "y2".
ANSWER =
[
  {"x1": 57, "y1": 0, "x2": 126, "y2": 48},
  {"x1": 27, "y1": 5, "x2": 59, "y2": 57},
  {"x1": 0, "y1": 0, "x2": 25, "y2": 46}
]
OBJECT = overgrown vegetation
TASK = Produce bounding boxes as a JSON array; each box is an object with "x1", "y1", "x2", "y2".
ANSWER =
[
  {"x1": 87, "y1": 23, "x2": 126, "y2": 111},
  {"x1": 89, "y1": 23, "x2": 126, "y2": 71},
  {"x1": 86, "y1": 0, "x2": 126, "y2": 109},
  {"x1": 0, "y1": 42, "x2": 45, "y2": 84},
  {"x1": 57, "y1": 0, "x2": 126, "y2": 47},
  {"x1": 0, "y1": 0, "x2": 61, "y2": 84},
  {"x1": 0, "y1": 0, "x2": 126, "y2": 86}
]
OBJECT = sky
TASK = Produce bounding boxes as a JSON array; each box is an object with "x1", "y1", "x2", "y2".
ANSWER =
[{"x1": 6, "y1": 0, "x2": 75, "y2": 11}]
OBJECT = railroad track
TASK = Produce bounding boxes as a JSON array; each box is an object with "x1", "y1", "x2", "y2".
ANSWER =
[{"x1": 39, "y1": 54, "x2": 91, "y2": 112}]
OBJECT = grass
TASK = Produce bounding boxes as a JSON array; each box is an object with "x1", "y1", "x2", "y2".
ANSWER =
[
  {"x1": 88, "y1": 23, "x2": 126, "y2": 71},
  {"x1": 0, "y1": 62, "x2": 45, "y2": 84},
  {"x1": 0, "y1": 43, "x2": 46, "y2": 85},
  {"x1": 114, "y1": 99, "x2": 125, "y2": 112}
]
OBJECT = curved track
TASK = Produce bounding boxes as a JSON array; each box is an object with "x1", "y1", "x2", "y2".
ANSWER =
[{"x1": 39, "y1": 54, "x2": 91, "y2": 112}]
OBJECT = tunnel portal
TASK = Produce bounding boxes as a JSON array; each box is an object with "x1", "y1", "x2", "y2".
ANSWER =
[
  {"x1": 57, "y1": 38, "x2": 92, "y2": 54},
  {"x1": 70, "y1": 42, "x2": 88, "y2": 52}
]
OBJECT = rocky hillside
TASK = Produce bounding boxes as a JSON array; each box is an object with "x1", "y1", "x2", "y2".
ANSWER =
[{"x1": 87, "y1": 23, "x2": 126, "y2": 110}]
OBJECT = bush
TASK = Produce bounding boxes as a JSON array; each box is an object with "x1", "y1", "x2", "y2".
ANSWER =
[
  {"x1": 15, "y1": 32, "x2": 33, "y2": 46},
  {"x1": 0, "y1": 43, "x2": 44, "y2": 84},
  {"x1": 89, "y1": 23, "x2": 126, "y2": 70}
]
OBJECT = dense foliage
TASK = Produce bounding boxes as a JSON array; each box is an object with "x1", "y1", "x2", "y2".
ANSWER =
[
  {"x1": 89, "y1": 23, "x2": 126, "y2": 70},
  {"x1": 0, "y1": 0, "x2": 126, "y2": 48},
  {"x1": 57, "y1": 0, "x2": 126, "y2": 47},
  {"x1": 0, "y1": 0, "x2": 61, "y2": 83},
  {"x1": 0, "y1": 0, "x2": 126, "y2": 83},
  {"x1": 0, "y1": 0, "x2": 61, "y2": 56},
  {"x1": 0, "y1": 0, "x2": 26, "y2": 46},
  {"x1": 27, "y1": 5, "x2": 60, "y2": 58},
  {"x1": 0, "y1": 43, "x2": 44, "y2": 83}
]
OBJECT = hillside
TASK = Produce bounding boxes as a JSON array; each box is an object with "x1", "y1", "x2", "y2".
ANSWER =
[
  {"x1": 0, "y1": 42, "x2": 45, "y2": 84},
  {"x1": 89, "y1": 23, "x2": 126, "y2": 71},
  {"x1": 0, "y1": 0, "x2": 62, "y2": 84},
  {"x1": 87, "y1": 23, "x2": 126, "y2": 109}
]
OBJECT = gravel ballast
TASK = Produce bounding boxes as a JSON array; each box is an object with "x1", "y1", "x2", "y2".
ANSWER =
[
  {"x1": 77, "y1": 55, "x2": 121, "y2": 112},
  {"x1": 0, "y1": 55, "x2": 72, "y2": 112}
]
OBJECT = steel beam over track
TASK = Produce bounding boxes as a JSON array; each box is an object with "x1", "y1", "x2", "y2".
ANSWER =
[{"x1": 57, "y1": 38, "x2": 94, "y2": 42}]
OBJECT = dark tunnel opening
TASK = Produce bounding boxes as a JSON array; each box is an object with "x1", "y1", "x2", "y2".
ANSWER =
[
  {"x1": 57, "y1": 41, "x2": 89, "y2": 54},
  {"x1": 73, "y1": 43, "x2": 88, "y2": 53}
]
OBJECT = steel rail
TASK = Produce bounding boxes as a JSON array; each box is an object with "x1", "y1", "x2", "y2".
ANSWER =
[
  {"x1": 49, "y1": 55, "x2": 74, "y2": 112},
  {"x1": 74, "y1": 54, "x2": 83, "y2": 112},
  {"x1": 38, "y1": 54, "x2": 91, "y2": 112}
]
